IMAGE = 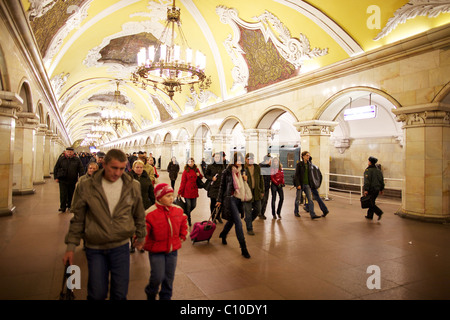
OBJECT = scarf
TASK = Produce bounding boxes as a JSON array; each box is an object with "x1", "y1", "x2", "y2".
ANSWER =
[{"x1": 232, "y1": 166, "x2": 251, "y2": 201}]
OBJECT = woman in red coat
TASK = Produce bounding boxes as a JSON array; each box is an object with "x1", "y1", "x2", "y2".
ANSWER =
[
  {"x1": 177, "y1": 158, "x2": 203, "y2": 226},
  {"x1": 270, "y1": 157, "x2": 285, "y2": 219}
]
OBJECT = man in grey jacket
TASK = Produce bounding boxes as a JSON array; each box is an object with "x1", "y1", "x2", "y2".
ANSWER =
[{"x1": 63, "y1": 149, "x2": 146, "y2": 300}]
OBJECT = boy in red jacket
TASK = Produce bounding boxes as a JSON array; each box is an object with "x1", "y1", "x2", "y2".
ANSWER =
[{"x1": 144, "y1": 183, "x2": 188, "y2": 300}]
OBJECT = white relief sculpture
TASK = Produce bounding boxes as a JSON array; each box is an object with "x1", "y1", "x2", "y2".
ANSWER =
[
  {"x1": 50, "y1": 73, "x2": 69, "y2": 100},
  {"x1": 28, "y1": 0, "x2": 59, "y2": 20},
  {"x1": 216, "y1": 6, "x2": 328, "y2": 90},
  {"x1": 374, "y1": 0, "x2": 450, "y2": 41}
]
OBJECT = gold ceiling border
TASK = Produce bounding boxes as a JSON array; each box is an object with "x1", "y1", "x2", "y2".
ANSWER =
[{"x1": 216, "y1": 6, "x2": 328, "y2": 92}]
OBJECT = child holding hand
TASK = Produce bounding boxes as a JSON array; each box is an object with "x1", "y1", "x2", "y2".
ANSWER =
[{"x1": 143, "y1": 183, "x2": 188, "y2": 300}]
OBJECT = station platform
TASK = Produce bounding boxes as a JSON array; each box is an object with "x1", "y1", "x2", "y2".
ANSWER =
[{"x1": 1, "y1": 171, "x2": 449, "y2": 301}]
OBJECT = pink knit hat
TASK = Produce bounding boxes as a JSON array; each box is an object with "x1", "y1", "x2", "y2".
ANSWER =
[{"x1": 154, "y1": 183, "x2": 174, "y2": 201}]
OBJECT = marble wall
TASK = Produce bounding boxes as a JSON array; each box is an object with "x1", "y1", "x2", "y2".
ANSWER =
[{"x1": 330, "y1": 136, "x2": 404, "y2": 182}]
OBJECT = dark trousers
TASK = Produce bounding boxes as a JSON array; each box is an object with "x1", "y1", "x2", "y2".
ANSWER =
[
  {"x1": 271, "y1": 184, "x2": 284, "y2": 217},
  {"x1": 85, "y1": 243, "x2": 130, "y2": 300},
  {"x1": 260, "y1": 189, "x2": 270, "y2": 217},
  {"x1": 367, "y1": 190, "x2": 383, "y2": 218},
  {"x1": 145, "y1": 251, "x2": 178, "y2": 300},
  {"x1": 59, "y1": 181, "x2": 76, "y2": 210}
]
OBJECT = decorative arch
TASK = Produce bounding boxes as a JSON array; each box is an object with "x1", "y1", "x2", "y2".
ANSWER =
[
  {"x1": 37, "y1": 102, "x2": 45, "y2": 124},
  {"x1": 193, "y1": 123, "x2": 212, "y2": 139},
  {"x1": 154, "y1": 134, "x2": 162, "y2": 144},
  {"x1": 256, "y1": 105, "x2": 299, "y2": 129},
  {"x1": 218, "y1": 116, "x2": 245, "y2": 134},
  {"x1": 433, "y1": 82, "x2": 450, "y2": 104},
  {"x1": 315, "y1": 86, "x2": 402, "y2": 121},
  {"x1": 176, "y1": 127, "x2": 191, "y2": 142},
  {"x1": 163, "y1": 132, "x2": 172, "y2": 143},
  {"x1": 0, "y1": 45, "x2": 10, "y2": 91},
  {"x1": 18, "y1": 80, "x2": 33, "y2": 113}
]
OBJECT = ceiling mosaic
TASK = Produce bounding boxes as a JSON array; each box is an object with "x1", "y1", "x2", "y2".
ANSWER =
[{"x1": 20, "y1": 0, "x2": 450, "y2": 145}]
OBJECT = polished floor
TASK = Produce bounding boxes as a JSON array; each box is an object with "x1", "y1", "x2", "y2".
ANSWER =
[{"x1": 1, "y1": 171, "x2": 449, "y2": 301}]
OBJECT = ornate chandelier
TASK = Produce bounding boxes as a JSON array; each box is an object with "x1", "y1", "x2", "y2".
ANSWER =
[
  {"x1": 131, "y1": 0, "x2": 211, "y2": 100},
  {"x1": 100, "y1": 81, "x2": 132, "y2": 131}
]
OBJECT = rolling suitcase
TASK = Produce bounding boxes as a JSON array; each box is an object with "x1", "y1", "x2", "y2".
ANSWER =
[{"x1": 190, "y1": 213, "x2": 216, "y2": 244}]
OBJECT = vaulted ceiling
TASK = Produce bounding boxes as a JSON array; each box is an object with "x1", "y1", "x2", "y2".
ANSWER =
[{"x1": 21, "y1": 0, "x2": 450, "y2": 146}]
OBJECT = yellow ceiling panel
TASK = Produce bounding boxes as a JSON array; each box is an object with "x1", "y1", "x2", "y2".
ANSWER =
[{"x1": 19, "y1": 0, "x2": 450, "y2": 145}]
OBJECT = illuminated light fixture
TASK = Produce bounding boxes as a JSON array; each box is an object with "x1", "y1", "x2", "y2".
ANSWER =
[
  {"x1": 87, "y1": 133, "x2": 102, "y2": 139},
  {"x1": 91, "y1": 124, "x2": 111, "y2": 134},
  {"x1": 344, "y1": 94, "x2": 377, "y2": 121},
  {"x1": 131, "y1": 0, "x2": 211, "y2": 100},
  {"x1": 100, "y1": 81, "x2": 132, "y2": 131},
  {"x1": 344, "y1": 105, "x2": 377, "y2": 121}
]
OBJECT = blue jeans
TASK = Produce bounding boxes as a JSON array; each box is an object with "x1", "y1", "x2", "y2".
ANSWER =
[
  {"x1": 302, "y1": 184, "x2": 318, "y2": 217},
  {"x1": 85, "y1": 243, "x2": 130, "y2": 300},
  {"x1": 145, "y1": 251, "x2": 178, "y2": 300},
  {"x1": 271, "y1": 184, "x2": 284, "y2": 217},
  {"x1": 185, "y1": 198, "x2": 197, "y2": 221},
  {"x1": 222, "y1": 196, "x2": 245, "y2": 243},
  {"x1": 294, "y1": 188, "x2": 302, "y2": 214},
  {"x1": 311, "y1": 188, "x2": 328, "y2": 214},
  {"x1": 302, "y1": 185, "x2": 328, "y2": 217},
  {"x1": 243, "y1": 199, "x2": 261, "y2": 231}
]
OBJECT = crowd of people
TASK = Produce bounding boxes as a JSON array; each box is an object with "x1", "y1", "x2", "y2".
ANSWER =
[{"x1": 56, "y1": 147, "x2": 384, "y2": 300}]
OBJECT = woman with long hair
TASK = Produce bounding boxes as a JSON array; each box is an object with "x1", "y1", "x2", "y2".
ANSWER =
[
  {"x1": 216, "y1": 152, "x2": 251, "y2": 259},
  {"x1": 270, "y1": 157, "x2": 285, "y2": 219},
  {"x1": 205, "y1": 152, "x2": 226, "y2": 223},
  {"x1": 177, "y1": 158, "x2": 203, "y2": 226},
  {"x1": 129, "y1": 159, "x2": 155, "y2": 253}
]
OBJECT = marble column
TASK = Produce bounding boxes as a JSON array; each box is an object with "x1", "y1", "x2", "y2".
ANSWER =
[
  {"x1": 161, "y1": 142, "x2": 171, "y2": 170},
  {"x1": 211, "y1": 134, "x2": 225, "y2": 156},
  {"x1": 43, "y1": 130, "x2": 52, "y2": 178},
  {"x1": 0, "y1": 91, "x2": 22, "y2": 216},
  {"x1": 244, "y1": 129, "x2": 273, "y2": 163},
  {"x1": 13, "y1": 112, "x2": 39, "y2": 195},
  {"x1": 49, "y1": 133, "x2": 59, "y2": 174},
  {"x1": 33, "y1": 124, "x2": 47, "y2": 185},
  {"x1": 392, "y1": 102, "x2": 450, "y2": 223},
  {"x1": 190, "y1": 137, "x2": 203, "y2": 164},
  {"x1": 294, "y1": 120, "x2": 338, "y2": 198}
]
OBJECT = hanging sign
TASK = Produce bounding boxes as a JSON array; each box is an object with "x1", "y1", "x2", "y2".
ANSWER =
[{"x1": 344, "y1": 105, "x2": 377, "y2": 121}]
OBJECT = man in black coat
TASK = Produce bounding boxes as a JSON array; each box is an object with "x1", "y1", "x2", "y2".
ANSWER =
[
  {"x1": 293, "y1": 151, "x2": 324, "y2": 220},
  {"x1": 54, "y1": 147, "x2": 85, "y2": 213}
]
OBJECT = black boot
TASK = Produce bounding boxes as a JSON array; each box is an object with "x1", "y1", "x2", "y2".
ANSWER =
[
  {"x1": 239, "y1": 241, "x2": 251, "y2": 259},
  {"x1": 219, "y1": 231, "x2": 227, "y2": 245}
]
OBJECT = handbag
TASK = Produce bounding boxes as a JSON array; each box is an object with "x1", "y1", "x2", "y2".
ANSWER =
[
  {"x1": 173, "y1": 197, "x2": 187, "y2": 212},
  {"x1": 59, "y1": 262, "x2": 75, "y2": 300},
  {"x1": 204, "y1": 180, "x2": 212, "y2": 191},
  {"x1": 360, "y1": 194, "x2": 371, "y2": 209},
  {"x1": 243, "y1": 181, "x2": 253, "y2": 202},
  {"x1": 196, "y1": 176, "x2": 205, "y2": 189}
]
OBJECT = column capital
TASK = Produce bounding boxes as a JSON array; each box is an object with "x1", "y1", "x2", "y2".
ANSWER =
[
  {"x1": 243, "y1": 128, "x2": 273, "y2": 136},
  {"x1": 16, "y1": 112, "x2": 39, "y2": 128},
  {"x1": 0, "y1": 91, "x2": 22, "y2": 117},
  {"x1": 392, "y1": 102, "x2": 450, "y2": 128},
  {"x1": 294, "y1": 120, "x2": 338, "y2": 136}
]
